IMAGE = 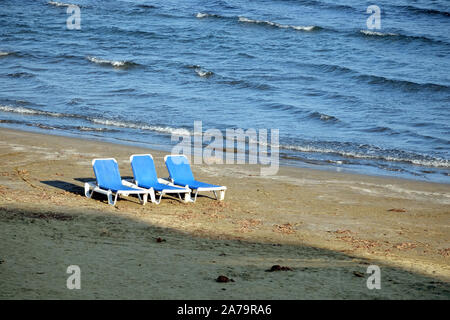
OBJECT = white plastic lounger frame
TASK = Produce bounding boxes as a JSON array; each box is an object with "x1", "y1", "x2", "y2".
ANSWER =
[
  {"x1": 147, "y1": 179, "x2": 192, "y2": 204},
  {"x1": 189, "y1": 185, "x2": 226, "y2": 202},
  {"x1": 84, "y1": 158, "x2": 149, "y2": 206},
  {"x1": 164, "y1": 154, "x2": 227, "y2": 202},
  {"x1": 129, "y1": 154, "x2": 192, "y2": 204},
  {"x1": 84, "y1": 181, "x2": 149, "y2": 206}
]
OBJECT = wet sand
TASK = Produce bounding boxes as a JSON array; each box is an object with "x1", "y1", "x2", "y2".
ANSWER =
[{"x1": 0, "y1": 127, "x2": 449, "y2": 299}]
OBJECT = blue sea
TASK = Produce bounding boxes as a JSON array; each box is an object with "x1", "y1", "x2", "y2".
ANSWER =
[{"x1": 0, "y1": 0, "x2": 449, "y2": 183}]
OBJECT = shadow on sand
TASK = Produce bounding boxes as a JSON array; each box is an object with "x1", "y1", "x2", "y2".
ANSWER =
[
  {"x1": 1, "y1": 201, "x2": 450, "y2": 300},
  {"x1": 41, "y1": 178, "x2": 217, "y2": 202}
]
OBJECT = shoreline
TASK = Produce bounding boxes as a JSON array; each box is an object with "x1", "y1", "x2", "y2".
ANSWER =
[
  {"x1": 0, "y1": 127, "x2": 449, "y2": 299},
  {"x1": 1, "y1": 124, "x2": 448, "y2": 186}
]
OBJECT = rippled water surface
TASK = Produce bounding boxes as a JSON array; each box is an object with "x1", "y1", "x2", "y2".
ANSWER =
[{"x1": 1, "y1": 0, "x2": 449, "y2": 182}]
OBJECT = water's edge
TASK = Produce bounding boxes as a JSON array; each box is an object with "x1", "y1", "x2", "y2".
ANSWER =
[{"x1": 2, "y1": 125, "x2": 448, "y2": 186}]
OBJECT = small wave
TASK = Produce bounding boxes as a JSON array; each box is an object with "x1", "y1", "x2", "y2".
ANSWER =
[
  {"x1": 359, "y1": 29, "x2": 446, "y2": 45},
  {"x1": 264, "y1": 103, "x2": 300, "y2": 113},
  {"x1": 0, "y1": 104, "x2": 194, "y2": 137},
  {"x1": 0, "y1": 105, "x2": 66, "y2": 117},
  {"x1": 195, "y1": 13, "x2": 321, "y2": 32},
  {"x1": 188, "y1": 65, "x2": 214, "y2": 78},
  {"x1": 311, "y1": 112, "x2": 339, "y2": 122},
  {"x1": 67, "y1": 98, "x2": 83, "y2": 105},
  {"x1": 305, "y1": 62, "x2": 449, "y2": 92},
  {"x1": 0, "y1": 119, "x2": 55, "y2": 131},
  {"x1": 364, "y1": 126, "x2": 396, "y2": 134},
  {"x1": 0, "y1": 51, "x2": 13, "y2": 57},
  {"x1": 136, "y1": 4, "x2": 157, "y2": 9},
  {"x1": 238, "y1": 16, "x2": 318, "y2": 32},
  {"x1": 86, "y1": 56, "x2": 139, "y2": 69},
  {"x1": 0, "y1": 119, "x2": 23, "y2": 124},
  {"x1": 7, "y1": 72, "x2": 35, "y2": 78},
  {"x1": 47, "y1": 1, "x2": 75, "y2": 7},
  {"x1": 88, "y1": 118, "x2": 191, "y2": 136},
  {"x1": 279, "y1": 143, "x2": 449, "y2": 168},
  {"x1": 76, "y1": 126, "x2": 118, "y2": 132},
  {"x1": 196, "y1": 12, "x2": 220, "y2": 19},
  {"x1": 238, "y1": 52, "x2": 255, "y2": 59},
  {"x1": 33, "y1": 123, "x2": 55, "y2": 130},
  {"x1": 397, "y1": 5, "x2": 449, "y2": 17},
  {"x1": 0, "y1": 105, "x2": 191, "y2": 136},
  {"x1": 218, "y1": 79, "x2": 273, "y2": 91},
  {"x1": 360, "y1": 30, "x2": 398, "y2": 37},
  {"x1": 356, "y1": 73, "x2": 449, "y2": 92},
  {"x1": 195, "y1": 69, "x2": 214, "y2": 78},
  {"x1": 315, "y1": 63, "x2": 353, "y2": 74},
  {"x1": 110, "y1": 88, "x2": 136, "y2": 93},
  {"x1": 186, "y1": 64, "x2": 201, "y2": 69}
]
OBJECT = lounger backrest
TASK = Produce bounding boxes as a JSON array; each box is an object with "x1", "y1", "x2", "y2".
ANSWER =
[
  {"x1": 130, "y1": 154, "x2": 158, "y2": 186},
  {"x1": 93, "y1": 159, "x2": 123, "y2": 190},
  {"x1": 165, "y1": 155, "x2": 195, "y2": 184}
]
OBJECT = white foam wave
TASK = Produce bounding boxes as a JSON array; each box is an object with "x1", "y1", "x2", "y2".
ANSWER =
[
  {"x1": 48, "y1": 1, "x2": 73, "y2": 7},
  {"x1": 238, "y1": 17, "x2": 316, "y2": 31},
  {"x1": 86, "y1": 56, "x2": 132, "y2": 68},
  {"x1": 195, "y1": 12, "x2": 222, "y2": 19},
  {"x1": 360, "y1": 30, "x2": 398, "y2": 37},
  {"x1": 0, "y1": 105, "x2": 64, "y2": 117},
  {"x1": 195, "y1": 69, "x2": 213, "y2": 78},
  {"x1": 189, "y1": 65, "x2": 214, "y2": 78},
  {"x1": 77, "y1": 126, "x2": 113, "y2": 132},
  {"x1": 279, "y1": 144, "x2": 449, "y2": 168},
  {"x1": 318, "y1": 113, "x2": 338, "y2": 121},
  {"x1": 89, "y1": 118, "x2": 191, "y2": 136},
  {"x1": 0, "y1": 105, "x2": 190, "y2": 136},
  {"x1": 196, "y1": 13, "x2": 209, "y2": 18}
]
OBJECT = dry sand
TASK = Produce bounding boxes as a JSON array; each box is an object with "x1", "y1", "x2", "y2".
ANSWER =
[{"x1": 0, "y1": 127, "x2": 449, "y2": 299}]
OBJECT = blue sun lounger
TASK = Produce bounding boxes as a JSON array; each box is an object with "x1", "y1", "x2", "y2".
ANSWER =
[
  {"x1": 84, "y1": 158, "x2": 149, "y2": 206},
  {"x1": 130, "y1": 154, "x2": 191, "y2": 204},
  {"x1": 164, "y1": 155, "x2": 227, "y2": 202}
]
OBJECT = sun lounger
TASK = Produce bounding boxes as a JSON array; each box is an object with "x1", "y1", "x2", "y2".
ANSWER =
[
  {"x1": 84, "y1": 158, "x2": 149, "y2": 206},
  {"x1": 164, "y1": 155, "x2": 227, "y2": 202},
  {"x1": 130, "y1": 154, "x2": 191, "y2": 204}
]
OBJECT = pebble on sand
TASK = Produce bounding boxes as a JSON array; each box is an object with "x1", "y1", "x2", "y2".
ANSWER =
[
  {"x1": 216, "y1": 275, "x2": 234, "y2": 283},
  {"x1": 266, "y1": 265, "x2": 293, "y2": 272}
]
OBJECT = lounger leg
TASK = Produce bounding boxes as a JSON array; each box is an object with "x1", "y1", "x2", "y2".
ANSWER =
[
  {"x1": 137, "y1": 193, "x2": 148, "y2": 205},
  {"x1": 213, "y1": 191, "x2": 218, "y2": 200},
  {"x1": 107, "y1": 190, "x2": 113, "y2": 205},
  {"x1": 193, "y1": 190, "x2": 199, "y2": 202},
  {"x1": 183, "y1": 192, "x2": 192, "y2": 203},
  {"x1": 107, "y1": 191, "x2": 119, "y2": 206},
  {"x1": 152, "y1": 192, "x2": 163, "y2": 205},
  {"x1": 84, "y1": 183, "x2": 93, "y2": 198},
  {"x1": 143, "y1": 193, "x2": 148, "y2": 205},
  {"x1": 219, "y1": 190, "x2": 225, "y2": 201},
  {"x1": 149, "y1": 189, "x2": 156, "y2": 204}
]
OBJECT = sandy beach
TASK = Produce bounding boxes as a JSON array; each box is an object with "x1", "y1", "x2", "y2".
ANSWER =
[{"x1": 0, "y1": 127, "x2": 449, "y2": 299}]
